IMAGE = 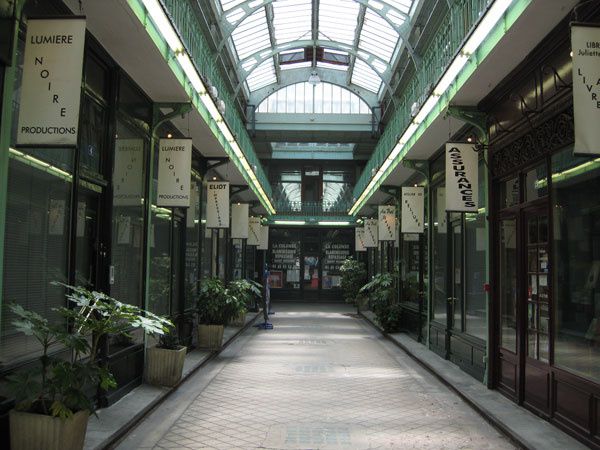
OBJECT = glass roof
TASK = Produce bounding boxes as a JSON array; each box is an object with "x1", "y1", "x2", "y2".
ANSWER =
[{"x1": 214, "y1": 0, "x2": 423, "y2": 97}]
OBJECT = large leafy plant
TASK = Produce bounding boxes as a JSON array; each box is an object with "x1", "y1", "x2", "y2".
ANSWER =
[
  {"x1": 359, "y1": 272, "x2": 402, "y2": 333},
  {"x1": 197, "y1": 278, "x2": 236, "y2": 325},
  {"x1": 340, "y1": 257, "x2": 367, "y2": 305},
  {"x1": 6, "y1": 283, "x2": 171, "y2": 419},
  {"x1": 228, "y1": 279, "x2": 261, "y2": 315}
]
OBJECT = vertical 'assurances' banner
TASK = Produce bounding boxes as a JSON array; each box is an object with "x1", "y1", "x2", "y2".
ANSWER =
[
  {"x1": 113, "y1": 139, "x2": 144, "y2": 206},
  {"x1": 157, "y1": 139, "x2": 192, "y2": 207},
  {"x1": 364, "y1": 219, "x2": 378, "y2": 248},
  {"x1": 378, "y1": 206, "x2": 397, "y2": 241},
  {"x1": 17, "y1": 18, "x2": 86, "y2": 146},
  {"x1": 446, "y1": 143, "x2": 478, "y2": 212},
  {"x1": 402, "y1": 186, "x2": 425, "y2": 233},
  {"x1": 572, "y1": 24, "x2": 600, "y2": 155},
  {"x1": 231, "y1": 203, "x2": 249, "y2": 239},
  {"x1": 206, "y1": 181, "x2": 230, "y2": 228},
  {"x1": 355, "y1": 227, "x2": 366, "y2": 252},
  {"x1": 247, "y1": 217, "x2": 261, "y2": 246}
]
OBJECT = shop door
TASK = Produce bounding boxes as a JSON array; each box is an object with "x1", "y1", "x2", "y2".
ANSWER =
[
  {"x1": 496, "y1": 208, "x2": 551, "y2": 414},
  {"x1": 302, "y1": 240, "x2": 320, "y2": 300},
  {"x1": 448, "y1": 218, "x2": 463, "y2": 334}
]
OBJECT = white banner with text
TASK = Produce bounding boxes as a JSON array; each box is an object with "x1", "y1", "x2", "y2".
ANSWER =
[
  {"x1": 206, "y1": 181, "x2": 230, "y2": 228},
  {"x1": 378, "y1": 206, "x2": 397, "y2": 241},
  {"x1": 446, "y1": 143, "x2": 478, "y2": 212},
  {"x1": 258, "y1": 225, "x2": 269, "y2": 250},
  {"x1": 113, "y1": 139, "x2": 144, "y2": 206},
  {"x1": 364, "y1": 219, "x2": 378, "y2": 248},
  {"x1": 355, "y1": 226, "x2": 366, "y2": 252},
  {"x1": 248, "y1": 217, "x2": 261, "y2": 246},
  {"x1": 157, "y1": 139, "x2": 192, "y2": 207},
  {"x1": 17, "y1": 18, "x2": 86, "y2": 146},
  {"x1": 401, "y1": 186, "x2": 425, "y2": 233},
  {"x1": 231, "y1": 203, "x2": 249, "y2": 239}
]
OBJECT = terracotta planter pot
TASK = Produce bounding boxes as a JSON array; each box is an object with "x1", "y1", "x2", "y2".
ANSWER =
[
  {"x1": 9, "y1": 409, "x2": 89, "y2": 450},
  {"x1": 145, "y1": 345, "x2": 187, "y2": 387},
  {"x1": 197, "y1": 324, "x2": 224, "y2": 350}
]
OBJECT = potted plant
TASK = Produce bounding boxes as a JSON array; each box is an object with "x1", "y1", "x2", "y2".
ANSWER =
[
  {"x1": 227, "y1": 279, "x2": 262, "y2": 326},
  {"x1": 340, "y1": 257, "x2": 367, "y2": 311},
  {"x1": 196, "y1": 278, "x2": 235, "y2": 350},
  {"x1": 359, "y1": 272, "x2": 402, "y2": 333},
  {"x1": 7, "y1": 283, "x2": 170, "y2": 450},
  {"x1": 145, "y1": 327, "x2": 187, "y2": 387}
]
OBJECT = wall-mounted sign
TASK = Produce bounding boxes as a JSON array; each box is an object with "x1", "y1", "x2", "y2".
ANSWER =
[
  {"x1": 231, "y1": 203, "x2": 249, "y2": 239},
  {"x1": 378, "y1": 205, "x2": 397, "y2": 241},
  {"x1": 206, "y1": 181, "x2": 229, "y2": 228},
  {"x1": 355, "y1": 227, "x2": 366, "y2": 252},
  {"x1": 157, "y1": 138, "x2": 192, "y2": 207},
  {"x1": 401, "y1": 187, "x2": 424, "y2": 233},
  {"x1": 364, "y1": 219, "x2": 378, "y2": 248},
  {"x1": 248, "y1": 217, "x2": 261, "y2": 246},
  {"x1": 445, "y1": 143, "x2": 478, "y2": 212},
  {"x1": 572, "y1": 24, "x2": 600, "y2": 155},
  {"x1": 258, "y1": 225, "x2": 269, "y2": 250},
  {"x1": 436, "y1": 187, "x2": 447, "y2": 234},
  {"x1": 113, "y1": 139, "x2": 144, "y2": 206},
  {"x1": 17, "y1": 18, "x2": 86, "y2": 146}
]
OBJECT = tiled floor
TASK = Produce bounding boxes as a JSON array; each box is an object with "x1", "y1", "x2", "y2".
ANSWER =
[{"x1": 117, "y1": 304, "x2": 515, "y2": 449}]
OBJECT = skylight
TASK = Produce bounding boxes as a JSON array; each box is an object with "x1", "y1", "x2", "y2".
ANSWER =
[{"x1": 319, "y1": 0, "x2": 359, "y2": 45}]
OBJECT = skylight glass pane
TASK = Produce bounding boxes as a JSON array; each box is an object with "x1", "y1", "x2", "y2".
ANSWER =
[
  {"x1": 246, "y1": 58, "x2": 277, "y2": 91},
  {"x1": 359, "y1": 9, "x2": 398, "y2": 62},
  {"x1": 231, "y1": 9, "x2": 270, "y2": 60},
  {"x1": 316, "y1": 61, "x2": 348, "y2": 71},
  {"x1": 385, "y1": 0, "x2": 413, "y2": 15},
  {"x1": 218, "y1": 0, "x2": 246, "y2": 13},
  {"x1": 319, "y1": 0, "x2": 359, "y2": 45},
  {"x1": 351, "y1": 59, "x2": 381, "y2": 93},
  {"x1": 273, "y1": 0, "x2": 312, "y2": 44},
  {"x1": 280, "y1": 61, "x2": 312, "y2": 70}
]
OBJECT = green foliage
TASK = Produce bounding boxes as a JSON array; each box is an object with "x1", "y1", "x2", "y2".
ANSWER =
[
  {"x1": 197, "y1": 278, "x2": 236, "y2": 325},
  {"x1": 340, "y1": 257, "x2": 367, "y2": 305},
  {"x1": 157, "y1": 328, "x2": 181, "y2": 350},
  {"x1": 359, "y1": 272, "x2": 402, "y2": 333},
  {"x1": 6, "y1": 284, "x2": 172, "y2": 419}
]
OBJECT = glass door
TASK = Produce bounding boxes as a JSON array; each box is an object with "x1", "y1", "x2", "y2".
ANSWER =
[{"x1": 450, "y1": 219, "x2": 463, "y2": 332}]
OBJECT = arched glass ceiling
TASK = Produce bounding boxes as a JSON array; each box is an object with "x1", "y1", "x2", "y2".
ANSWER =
[
  {"x1": 213, "y1": 0, "x2": 423, "y2": 96},
  {"x1": 257, "y1": 82, "x2": 371, "y2": 114}
]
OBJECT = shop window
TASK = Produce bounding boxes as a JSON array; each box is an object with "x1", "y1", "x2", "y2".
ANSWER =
[
  {"x1": 322, "y1": 229, "x2": 352, "y2": 289},
  {"x1": 184, "y1": 177, "x2": 201, "y2": 309},
  {"x1": 524, "y1": 163, "x2": 548, "y2": 202},
  {"x1": 500, "y1": 177, "x2": 520, "y2": 209},
  {"x1": 432, "y1": 183, "x2": 447, "y2": 322},
  {"x1": 200, "y1": 181, "x2": 212, "y2": 280},
  {"x1": 270, "y1": 229, "x2": 300, "y2": 289},
  {"x1": 110, "y1": 120, "x2": 147, "y2": 308},
  {"x1": 79, "y1": 94, "x2": 107, "y2": 176},
  {"x1": 552, "y1": 147, "x2": 600, "y2": 382}
]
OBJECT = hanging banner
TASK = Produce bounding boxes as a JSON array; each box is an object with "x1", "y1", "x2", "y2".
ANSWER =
[
  {"x1": 445, "y1": 143, "x2": 478, "y2": 212},
  {"x1": 231, "y1": 203, "x2": 249, "y2": 239},
  {"x1": 258, "y1": 225, "x2": 269, "y2": 250},
  {"x1": 363, "y1": 219, "x2": 378, "y2": 248},
  {"x1": 113, "y1": 139, "x2": 144, "y2": 206},
  {"x1": 401, "y1": 187, "x2": 425, "y2": 233},
  {"x1": 572, "y1": 24, "x2": 600, "y2": 155},
  {"x1": 157, "y1": 138, "x2": 192, "y2": 207},
  {"x1": 355, "y1": 227, "x2": 366, "y2": 252},
  {"x1": 206, "y1": 181, "x2": 229, "y2": 228},
  {"x1": 17, "y1": 18, "x2": 86, "y2": 146},
  {"x1": 436, "y1": 187, "x2": 447, "y2": 234},
  {"x1": 378, "y1": 206, "x2": 397, "y2": 241},
  {"x1": 248, "y1": 217, "x2": 261, "y2": 246}
]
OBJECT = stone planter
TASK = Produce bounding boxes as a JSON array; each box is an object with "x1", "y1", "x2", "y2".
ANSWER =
[
  {"x1": 10, "y1": 409, "x2": 89, "y2": 450},
  {"x1": 197, "y1": 324, "x2": 224, "y2": 350},
  {"x1": 145, "y1": 345, "x2": 187, "y2": 387},
  {"x1": 229, "y1": 311, "x2": 246, "y2": 327}
]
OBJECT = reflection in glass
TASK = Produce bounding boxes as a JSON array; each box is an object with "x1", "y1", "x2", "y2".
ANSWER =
[
  {"x1": 465, "y1": 211, "x2": 486, "y2": 339},
  {"x1": 433, "y1": 183, "x2": 447, "y2": 322},
  {"x1": 553, "y1": 147, "x2": 600, "y2": 382},
  {"x1": 500, "y1": 218, "x2": 517, "y2": 352}
]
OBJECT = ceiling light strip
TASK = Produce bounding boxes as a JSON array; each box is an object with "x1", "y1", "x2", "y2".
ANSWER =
[
  {"x1": 349, "y1": 0, "x2": 516, "y2": 215},
  {"x1": 136, "y1": 0, "x2": 275, "y2": 214}
]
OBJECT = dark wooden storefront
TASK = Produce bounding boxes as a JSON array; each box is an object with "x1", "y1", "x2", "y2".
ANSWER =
[{"x1": 485, "y1": 4, "x2": 600, "y2": 447}]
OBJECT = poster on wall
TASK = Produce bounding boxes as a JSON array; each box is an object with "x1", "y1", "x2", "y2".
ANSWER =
[
  {"x1": 401, "y1": 187, "x2": 424, "y2": 234},
  {"x1": 355, "y1": 226, "x2": 366, "y2": 252},
  {"x1": 231, "y1": 203, "x2": 249, "y2": 239},
  {"x1": 206, "y1": 181, "x2": 229, "y2": 228},
  {"x1": 247, "y1": 217, "x2": 261, "y2": 246},
  {"x1": 113, "y1": 139, "x2": 144, "y2": 206},
  {"x1": 445, "y1": 143, "x2": 478, "y2": 212},
  {"x1": 364, "y1": 219, "x2": 378, "y2": 248},
  {"x1": 157, "y1": 138, "x2": 192, "y2": 207},
  {"x1": 436, "y1": 187, "x2": 447, "y2": 234},
  {"x1": 258, "y1": 225, "x2": 269, "y2": 250},
  {"x1": 378, "y1": 206, "x2": 397, "y2": 241},
  {"x1": 572, "y1": 24, "x2": 600, "y2": 155},
  {"x1": 16, "y1": 18, "x2": 86, "y2": 146}
]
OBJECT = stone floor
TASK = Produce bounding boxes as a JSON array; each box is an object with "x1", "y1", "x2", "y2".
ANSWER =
[{"x1": 116, "y1": 304, "x2": 515, "y2": 449}]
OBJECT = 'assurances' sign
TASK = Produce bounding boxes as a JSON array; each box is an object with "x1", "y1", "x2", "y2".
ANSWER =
[
  {"x1": 17, "y1": 18, "x2": 86, "y2": 146},
  {"x1": 445, "y1": 143, "x2": 478, "y2": 212}
]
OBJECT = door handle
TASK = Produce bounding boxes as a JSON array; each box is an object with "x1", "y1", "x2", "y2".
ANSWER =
[{"x1": 447, "y1": 297, "x2": 456, "y2": 304}]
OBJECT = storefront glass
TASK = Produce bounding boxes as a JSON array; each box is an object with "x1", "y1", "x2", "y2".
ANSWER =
[
  {"x1": 270, "y1": 228, "x2": 300, "y2": 289},
  {"x1": 553, "y1": 147, "x2": 600, "y2": 382}
]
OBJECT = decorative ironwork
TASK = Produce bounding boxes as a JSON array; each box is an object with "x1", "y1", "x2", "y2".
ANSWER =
[{"x1": 491, "y1": 108, "x2": 574, "y2": 178}]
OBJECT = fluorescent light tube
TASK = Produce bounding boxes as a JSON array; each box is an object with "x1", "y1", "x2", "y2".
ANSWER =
[
  {"x1": 176, "y1": 53, "x2": 205, "y2": 93},
  {"x1": 434, "y1": 53, "x2": 469, "y2": 96},
  {"x1": 274, "y1": 220, "x2": 306, "y2": 225},
  {"x1": 141, "y1": 0, "x2": 183, "y2": 53},
  {"x1": 318, "y1": 221, "x2": 350, "y2": 226},
  {"x1": 463, "y1": 0, "x2": 513, "y2": 55}
]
